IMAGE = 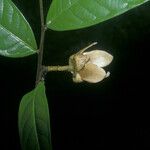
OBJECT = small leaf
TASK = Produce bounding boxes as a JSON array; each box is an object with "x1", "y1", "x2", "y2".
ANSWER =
[
  {"x1": 18, "y1": 81, "x2": 52, "y2": 150},
  {"x1": 0, "y1": 0, "x2": 37, "y2": 57},
  {"x1": 46, "y1": 0, "x2": 149, "y2": 31}
]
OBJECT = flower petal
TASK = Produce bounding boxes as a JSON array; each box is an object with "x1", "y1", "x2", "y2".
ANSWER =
[
  {"x1": 83, "y1": 50, "x2": 113, "y2": 67},
  {"x1": 79, "y1": 63, "x2": 106, "y2": 83},
  {"x1": 73, "y1": 73, "x2": 83, "y2": 83}
]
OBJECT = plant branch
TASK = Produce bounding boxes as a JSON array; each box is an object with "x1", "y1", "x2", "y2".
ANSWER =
[{"x1": 36, "y1": 0, "x2": 46, "y2": 85}]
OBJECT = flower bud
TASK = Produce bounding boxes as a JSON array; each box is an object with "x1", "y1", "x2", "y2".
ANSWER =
[{"x1": 69, "y1": 43, "x2": 113, "y2": 83}]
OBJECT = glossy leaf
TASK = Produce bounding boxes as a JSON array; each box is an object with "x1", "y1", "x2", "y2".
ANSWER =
[
  {"x1": 0, "y1": 0, "x2": 37, "y2": 57},
  {"x1": 47, "y1": 0, "x2": 149, "y2": 31},
  {"x1": 18, "y1": 82, "x2": 52, "y2": 150}
]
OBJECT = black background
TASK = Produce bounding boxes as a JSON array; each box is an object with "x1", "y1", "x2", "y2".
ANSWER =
[{"x1": 1, "y1": 0, "x2": 150, "y2": 150}]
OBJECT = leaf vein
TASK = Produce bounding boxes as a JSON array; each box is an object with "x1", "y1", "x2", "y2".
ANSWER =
[{"x1": 0, "y1": 24, "x2": 36, "y2": 52}]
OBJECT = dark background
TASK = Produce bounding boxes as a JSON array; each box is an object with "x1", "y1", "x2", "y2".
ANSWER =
[{"x1": 1, "y1": 0, "x2": 150, "y2": 150}]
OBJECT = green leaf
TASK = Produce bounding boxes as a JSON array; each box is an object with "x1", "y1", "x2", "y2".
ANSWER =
[
  {"x1": 18, "y1": 81, "x2": 52, "y2": 150},
  {"x1": 0, "y1": 0, "x2": 37, "y2": 57},
  {"x1": 46, "y1": 0, "x2": 149, "y2": 31}
]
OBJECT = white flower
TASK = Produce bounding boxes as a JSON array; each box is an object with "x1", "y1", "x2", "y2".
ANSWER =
[{"x1": 69, "y1": 43, "x2": 113, "y2": 83}]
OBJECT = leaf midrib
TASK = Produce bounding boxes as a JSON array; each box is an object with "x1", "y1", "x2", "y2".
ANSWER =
[
  {"x1": 32, "y1": 87, "x2": 40, "y2": 150},
  {"x1": 0, "y1": 24, "x2": 36, "y2": 52}
]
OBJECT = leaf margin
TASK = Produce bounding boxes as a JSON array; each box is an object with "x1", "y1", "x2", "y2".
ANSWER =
[
  {"x1": 0, "y1": 0, "x2": 37, "y2": 57},
  {"x1": 18, "y1": 81, "x2": 52, "y2": 150},
  {"x1": 46, "y1": 0, "x2": 150, "y2": 31}
]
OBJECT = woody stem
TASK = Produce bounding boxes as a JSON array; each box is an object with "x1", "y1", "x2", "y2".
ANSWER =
[{"x1": 35, "y1": 0, "x2": 46, "y2": 86}]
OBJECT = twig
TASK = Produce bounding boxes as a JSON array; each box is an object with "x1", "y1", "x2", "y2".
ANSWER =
[{"x1": 35, "y1": 0, "x2": 46, "y2": 85}]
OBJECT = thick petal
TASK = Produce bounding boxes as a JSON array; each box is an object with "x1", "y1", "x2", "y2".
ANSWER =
[
  {"x1": 79, "y1": 63, "x2": 106, "y2": 83},
  {"x1": 73, "y1": 73, "x2": 83, "y2": 83},
  {"x1": 83, "y1": 50, "x2": 113, "y2": 67}
]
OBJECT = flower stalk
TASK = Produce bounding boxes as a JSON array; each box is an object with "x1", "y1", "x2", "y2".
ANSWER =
[{"x1": 47, "y1": 65, "x2": 71, "y2": 72}]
